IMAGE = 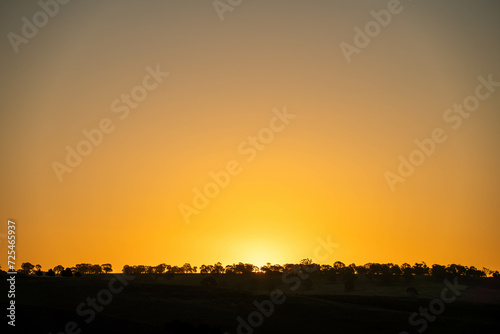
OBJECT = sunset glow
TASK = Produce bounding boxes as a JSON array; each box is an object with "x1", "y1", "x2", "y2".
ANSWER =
[{"x1": 1, "y1": 0, "x2": 499, "y2": 274}]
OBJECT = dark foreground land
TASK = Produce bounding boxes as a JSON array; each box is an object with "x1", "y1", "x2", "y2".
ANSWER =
[{"x1": 2, "y1": 274, "x2": 500, "y2": 334}]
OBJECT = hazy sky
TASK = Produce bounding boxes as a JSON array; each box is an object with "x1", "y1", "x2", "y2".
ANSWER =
[{"x1": 1, "y1": 0, "x2": 499, "y2": 272}]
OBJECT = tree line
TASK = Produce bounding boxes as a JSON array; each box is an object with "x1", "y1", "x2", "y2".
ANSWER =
[
  {"x1": 6, "y1": 260, "x2": 499, "y2": 280},
  {"x1": 2, "y1": 262, "x2": 113, "y2": 277}
]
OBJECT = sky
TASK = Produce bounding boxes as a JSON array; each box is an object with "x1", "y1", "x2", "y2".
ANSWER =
[{"x1": 1, "y1": 0, "x2": 499, "y2": 273}]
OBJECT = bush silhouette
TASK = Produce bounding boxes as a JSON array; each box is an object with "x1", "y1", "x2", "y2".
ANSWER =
[{"x1": 61, "y1": 268, "x2": 73, "y2": 277}]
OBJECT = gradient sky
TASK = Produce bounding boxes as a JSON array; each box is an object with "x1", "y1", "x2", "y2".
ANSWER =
[{"x1": 1, "y1": 0, "x2": 499, "y2": 272}]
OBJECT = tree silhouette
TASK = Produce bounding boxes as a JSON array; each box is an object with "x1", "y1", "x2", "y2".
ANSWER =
[
  {"x1": 431, "y1": 264, "x2": 447, "y2": 280},
  {"x1": 301, "y1": 258, "x2": 312, "y2": 266},
  {"x1": 270, "y1": 264, "x2": 284, "y2": 273},
  {"x1": 102, "y1": 263, "x2": 112, "y2": 274},
  {"x1": 76, "y1": 263, "x2": 92, "y2": 274},
  {"x1": 91, "y1": 264, "x2": 103, "y2": 274},
  {"x1": 54, "y1": 265, "x2": 64, "y2": 275},
  {"x1": 413, "y1": 262, "x2": 429, "y2": 275},
  {"x1": 354, "y1": 264, "x2": 368, "y2": 276},
  {"x1": 122, "y1": 265, "x2": 132, "y2": 275},
  {"x1": 61, "y1": 267, "x2": 73, "y2": 277},
  {"x1": 225, "y1": 264, "x2": 235, "y2": 274},
  {"x1": 170, "y1": 265, "x2": 182, "y2": 274},
  {"x1": 21, "y1": 262, "x2": 35, "y2": 274},
  {"x1": 155, "y1": 263, "x2": 167, "y2": 274},
  {"x1": 391, "y1": 264, "x2": 402, "y2": 281},
  {"x1": 183, "y1": 263, "x2": 195, "y2": 273},
  {"x1": 402, "y1": 263, "x2": 413, "y2": 282},
  {"x1": 466, "y1": 266, "x2": 485, "y2": 278},
  {"x1": 35, "y1": 260, "x2": 494, "y2": 283},
  {"x1": 260, "y1": 263, "x2": 272, "y2": 274},
  {"x1": 333, "y1": 261, "x2": 345, "y2": 274},
  {"x1": 212, "y1": 262, "x2": 224, "y2": 274}
]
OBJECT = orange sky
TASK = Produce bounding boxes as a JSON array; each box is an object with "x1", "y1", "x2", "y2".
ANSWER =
[{"x1": 1, "y1": 0, "x2": 499, "y2": 272}]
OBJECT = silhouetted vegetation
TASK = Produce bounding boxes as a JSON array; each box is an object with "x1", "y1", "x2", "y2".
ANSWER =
[
  {"x1": 8, "y1": 259, "x2": 500, "y2": 334},
  {"x1": 14, "y1": 261, "x2": 499, "y2": 282}
]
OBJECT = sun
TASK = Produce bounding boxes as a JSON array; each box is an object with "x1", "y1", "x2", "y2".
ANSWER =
[
  {"x1": 240, "y1": 245, "x2": 278, "y2": 269},
  {"x1": 247, "y1": 254, "x2": 270, "y2": 269},
  {"x1": 231, "y1": 234, "x2": 294, "y2": 269}
]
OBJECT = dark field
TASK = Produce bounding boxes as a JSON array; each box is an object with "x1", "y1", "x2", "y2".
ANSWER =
[{"x1": 2, "y1": 274, "x2": 500, "y2": 334}]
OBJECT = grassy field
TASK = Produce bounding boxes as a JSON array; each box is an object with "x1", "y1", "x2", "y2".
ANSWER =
[{"x1": 2, "y1": 274, "x2": 500, "y2": 333}]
